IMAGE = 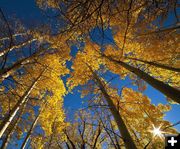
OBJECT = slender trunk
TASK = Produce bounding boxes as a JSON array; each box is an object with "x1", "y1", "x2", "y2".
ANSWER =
[
  {"x1": 0, "y1": 56, "x2": 32, "y2": 79},
  {"x1": 137, "y1": 25, "x2": 180, "y2": 36},
  {"x1": 1, "y1": 100, "x2": 27, "y2": 149},
  {"x1": 0, "y1": 32, "x2": 27, "y2": 42},
  {"x1": 20, "y1": 113, "x2": 40, "y2": 149},
  {"x1": 0, "y1": 39, "x2": 36, "y2": 57},
  {"x1": 104, "y1": 55, "x2": 180, "y2": 104},
  {"x1": 1, "y1": 119, "x2": 17, "y2": 149},
  {"x1": 21, "y1": 100, "x2": 47, "y2": 149},
  {"x1": 127, "y1": 57, "x2": 180, "y2": 72},
  {"x1": 89, "y1": 66, "x2": 137, "y2": 149},
  {"x1": 0, "y1": 69, "x2": 44, "y2": 138},
  {"x1": 0, "y1": 47, "x2": 46, "y2": 80},
  {"x1": 123, "y1": 116, "x2": 144, "y2": 148}
]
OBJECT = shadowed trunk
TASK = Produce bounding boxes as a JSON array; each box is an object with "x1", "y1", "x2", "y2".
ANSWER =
[
  {"x1": 0, "y1": 47, "x2": 47, "y2": 80},
  {"x1": 127, "y1": 57, "x2": 180, "y2": 72},
  {"x1": 20, "y1": 100, "x2": 47, "y2": 149},
  {"x1": 88, "y1": 65, "x2": 137, "y2": 149},
  {"x1": 104, "y1": 55, "x2": 180, "y2": 104},
  {"x1": 0, "y1": 38, "x2": 36, "y2": 57},
  {"x1": 0, "y1": 101, "x2": 27, "y2": 149},
  {"x1": 20, "y1": 113, "x2": 39, "y2": 149}
]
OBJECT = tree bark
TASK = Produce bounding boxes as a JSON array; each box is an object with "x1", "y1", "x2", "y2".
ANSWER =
[
  {"x1": 0, "y1": 47, "x2": 46, "y2": 80},
  {"x1": 127, "y1": 57, "x2": 180, "y2": 72},
  {"x1": 20, "y1": 100, "x2": 47, "y2": 149},
  {"x1": 0, "y1": 32, "x2": 27, "y2": 42},
  {"x1": 89, "y1": 66, "x2": 137, "y2": 149},
  {"x1": 0, "y1": 39, "x2": 36, "y2": 57},
  {"x1": 137, "y1": 25, "x2": 180, "y2": 36},
  {"x1": 20, "y1": 113, "x2": 39, "y2": 149},
  {"x1": 104, "y1": 55, "x2": 180, "y2": 104},
  {"x1": 0, "y1": 101, "x2": 27, "y2": 149}
]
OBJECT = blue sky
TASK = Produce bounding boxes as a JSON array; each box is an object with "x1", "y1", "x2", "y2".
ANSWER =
[{"x1": 0, "y1": 0, "x2": 179, "y2": 145}]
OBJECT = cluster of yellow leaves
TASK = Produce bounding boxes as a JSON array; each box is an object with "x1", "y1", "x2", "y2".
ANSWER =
[
  {"x1": 104, "y1": 45, "x2": 130, "y2": 79},
  {"x1": 32, "y1": 54, "x2": 68, "y2": 137},
  {"x1": 4, "y1": 51, "x2": 69, "y2": 143},
  {"x1": 30, "y1": 95, "x2": 68, "y2": 148},
  {"x1": 39, "y1": 100, "x2": 66, "y2": 136},
  {"x1": 36, "y1": 0, "x2": 146, "y2": 36},
  {"x1": 36, "y1": 0, "x2": 179, "y2": 87},
  {"x1": 30, "y1": 136, "x2": 44, "y2": 149},
  {"x1": 21, "y1": 52, "x2": 69, "y2": 148},
  {"x1": 67, "y1": 41, "x2": 103, "y2": 90},
  {"x1": 120, "y1": 88, "x2": 177, "y2": 148},
  {"x1": 13, "y1": 52, "x2": 68, "y2": 97},
  {"x1": 95, "y1": 85, "x2": 177, "y2": 148},
  {"x1": 110, "y1": 15, "x2": 180, "y2": 86}
]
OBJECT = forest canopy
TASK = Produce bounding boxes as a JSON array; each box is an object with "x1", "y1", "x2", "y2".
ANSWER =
[{"x1": 0, "y1": 0, "x2": 179, "y2": 149}]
